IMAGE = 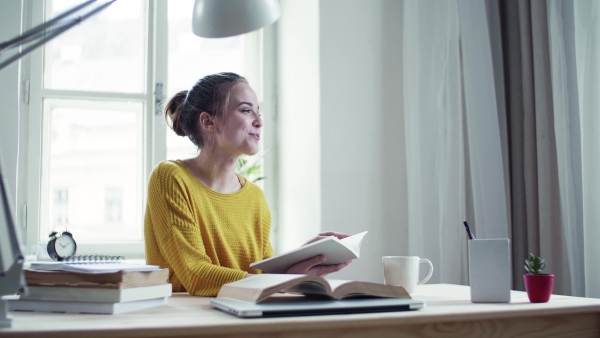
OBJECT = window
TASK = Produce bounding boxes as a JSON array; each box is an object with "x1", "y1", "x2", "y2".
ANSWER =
[
  {"x1": 51, "y1": 188, "x2": 69, "y2": 226},
  {"x1": 23, "y1": 0, "x2": 271, "y2": 258},
  {"x1": 104, "y1": 187, "x2": 123, "y2": 224},
  {"x1": 44, "y1": 98, "x2": 143, "y2": 241}
]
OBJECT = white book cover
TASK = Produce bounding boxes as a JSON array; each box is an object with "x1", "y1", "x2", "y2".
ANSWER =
[
  {"x1": 28, "y1": 262, "x2": 161, "y2": 274},
  {"x1": 19, "y1": 284, "x2": 172, "y2": 303},
  {"x1": 8, "y1": 297, "x2": 168, "y2": 314},
  {"x1": 250, "y1": 231, "x2": 368, "y2": 273}
]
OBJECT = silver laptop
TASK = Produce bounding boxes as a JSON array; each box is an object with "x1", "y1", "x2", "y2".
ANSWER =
[{"x1": 210, "y1": 297, "x2": 425, "y2": 318}]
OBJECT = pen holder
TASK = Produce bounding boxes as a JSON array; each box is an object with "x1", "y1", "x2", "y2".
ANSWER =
[{"x1": 468, "y1": 238, "x2": 511, "y2": 303}]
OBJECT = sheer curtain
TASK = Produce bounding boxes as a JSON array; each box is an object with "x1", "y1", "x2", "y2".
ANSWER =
[
  {"x1": 402, "y1": 0, "x2": 600, "y2": 297},
  {"x1": 401, "y1": 0, "x2": 509, "y2": 286},
  {"x1": 573, "y1": 0, "x2": 600, "y2": 298}
]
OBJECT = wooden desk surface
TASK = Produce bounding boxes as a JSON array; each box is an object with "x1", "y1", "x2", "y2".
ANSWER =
[{"x1": 2, "y1": 284, "x2": 600, "y2": 338}]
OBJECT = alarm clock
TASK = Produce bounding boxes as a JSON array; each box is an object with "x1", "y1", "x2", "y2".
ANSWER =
[{"x1": 47, "y1": 231, "x2": 77, "y2": 261}]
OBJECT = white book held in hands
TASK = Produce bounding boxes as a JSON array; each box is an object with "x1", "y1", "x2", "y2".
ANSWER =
[{"x1": 250, "y1": 231, "x2": 368, "y2": 273}]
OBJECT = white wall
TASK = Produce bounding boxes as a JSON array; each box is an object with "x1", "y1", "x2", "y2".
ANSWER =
[
  {"x1": 0, "y1": 1, "x2": 23, "y2": 232},
  {"x1": 278, "y1": 0, "x2": 407, "y2": 282},
  {"x1": 276, "y1": 0, "x2": 322, "y2": 252}
]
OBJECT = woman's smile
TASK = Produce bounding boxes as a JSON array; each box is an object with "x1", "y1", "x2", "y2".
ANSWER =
[{"x1": 249, "y1": 132, "x2": 260, "y2": 141}]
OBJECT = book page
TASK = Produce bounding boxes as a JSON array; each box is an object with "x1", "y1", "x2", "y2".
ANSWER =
[
  {"x1": 325, "y1": 279, "x2": 355, "y2": 290},
  {"x1": 250, "y1": 231, "x2": 368, "y2": 273},
  {"x1": 281, "y1": 281, "x2": 334, "y2": 298},
  {"x1": 328, "y1": 279, "x2": 411, "y2": 299},
  {"x1": 217, "y1": 274, "x2": 327, "y2": 303},
  {"x1": 339, "y1": 231, "x2": 368, "y2": 256}
]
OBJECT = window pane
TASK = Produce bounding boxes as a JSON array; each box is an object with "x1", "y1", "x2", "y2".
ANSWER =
[
  {"x1": 166, "y1": 0, "x2": 246, "y2": 160},
  {"x1": 105, "y1": 187, "x2": 123, "y2": 224},
  {"x1": 43, "y1": 99, "x2": 143, "y2": 242},
  {"x1": 52, "y1": 189, "x2": 69, "y2": 225},
  {"x1": 44, "y1": 0, "x2": 146, "y2": 92}
]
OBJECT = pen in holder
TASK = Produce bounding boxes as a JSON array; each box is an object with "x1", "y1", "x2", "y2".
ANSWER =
[{"x1": 468, "y1": 238, "x2": 511, "y2": 303}]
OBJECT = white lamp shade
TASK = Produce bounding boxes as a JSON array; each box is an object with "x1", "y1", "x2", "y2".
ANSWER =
[{"x1": 192, "y1": 0, "x2": 281, "y2": 38}]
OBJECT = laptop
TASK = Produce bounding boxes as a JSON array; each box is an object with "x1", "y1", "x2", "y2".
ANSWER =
[{"x1": 210, "y1": 296, "x2": 425, "y2": 318}]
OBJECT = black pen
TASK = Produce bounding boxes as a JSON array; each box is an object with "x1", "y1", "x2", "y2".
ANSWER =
[{"x1": 463, "y1": 221, "x2": 475, "y2": 240}]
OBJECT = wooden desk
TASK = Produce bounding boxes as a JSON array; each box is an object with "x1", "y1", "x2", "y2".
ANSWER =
[{"x1": 1, "y1": 284, "x2": 600, "y2": 337}]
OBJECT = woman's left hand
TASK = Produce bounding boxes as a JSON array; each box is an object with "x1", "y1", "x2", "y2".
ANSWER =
[
  {"x1": 302, "y1": 231, "x2": 350, "y2": 245},
  {"x1": 286, "y1": 231, "x2": 353, "y2": 277},
  {"x1": 286, "y1": 255, "x2": 352, "y2": 277}
]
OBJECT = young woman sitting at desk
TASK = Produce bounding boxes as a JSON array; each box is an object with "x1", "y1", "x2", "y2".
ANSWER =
[{"x1": 144, "y1": 72, "x2": 351, "y2": 296}]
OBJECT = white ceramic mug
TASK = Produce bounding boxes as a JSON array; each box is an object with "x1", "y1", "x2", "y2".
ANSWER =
[{"x1": 382, "y1": 256, "x2": 433, "y2": 293}]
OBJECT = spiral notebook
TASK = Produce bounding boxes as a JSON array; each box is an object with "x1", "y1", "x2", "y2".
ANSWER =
[{"x1": 63, "y1": 255, "x2": 126, "y2": 263}]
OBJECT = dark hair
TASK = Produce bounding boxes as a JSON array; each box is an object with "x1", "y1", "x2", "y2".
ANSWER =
[{"x1": 164, "y1": 72, "x2": 248, "y2": 148}]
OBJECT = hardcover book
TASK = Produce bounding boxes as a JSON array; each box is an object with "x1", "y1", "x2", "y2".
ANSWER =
[
  {"x1": 18, "y1": 284, "x2": 172, "y2": 303},
  {"x1": 23, "y1": 268, "x2": 169, "y2": 289},
  {"x1": 217, "y1": 274, "x2": 410, "y2": 303},
  {"x1": 250, "y1": 231, "x2": 368, "y2": 273},
  {"x1": 8, "y1": 297, "x2": 168, "y2": 314}
]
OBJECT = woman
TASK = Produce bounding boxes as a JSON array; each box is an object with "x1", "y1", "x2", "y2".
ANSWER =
[{"x1": 144, "y1": 72, "x2": 351, "y2": 296}]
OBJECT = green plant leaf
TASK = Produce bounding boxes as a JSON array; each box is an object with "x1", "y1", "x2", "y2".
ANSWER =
[
  {"x1": 524, "y1": 252, "x2": 545, "y2": 275},
  {"x1": 236, "y1": 154, "x2": 266, "y2": 184}
]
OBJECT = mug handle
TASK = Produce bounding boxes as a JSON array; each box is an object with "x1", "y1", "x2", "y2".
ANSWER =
[{"x1": 418, "y1": 258, "x2": 434, "y2": 285}]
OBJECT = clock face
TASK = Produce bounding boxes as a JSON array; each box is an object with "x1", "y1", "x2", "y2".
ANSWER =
[{"x1": 54, "y1": 234, "x2": 76, "y2": 257}]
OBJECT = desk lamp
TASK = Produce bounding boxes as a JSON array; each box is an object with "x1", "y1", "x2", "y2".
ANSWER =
[{"x1": 0, "y1": 0, "x2": 280, "y2": 327}]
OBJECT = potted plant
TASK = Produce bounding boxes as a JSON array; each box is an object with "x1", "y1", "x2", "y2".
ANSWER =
[{"x1": 523, "y1": 253, "x2": 554, "y2": 303}]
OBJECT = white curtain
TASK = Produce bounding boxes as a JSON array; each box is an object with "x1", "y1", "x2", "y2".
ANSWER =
[
  {"x1": 402, "y1": 0, "x2": 509, "y2": 286},
  {"x1": 546, "y1": 0, "x2": 585, "y2": 297},
  {"x1": 402, "y1": 0, "x2": 600, "y2": 297},
  {"x1": 572, "y1": 0, "x2": 600, "y2": 298}
]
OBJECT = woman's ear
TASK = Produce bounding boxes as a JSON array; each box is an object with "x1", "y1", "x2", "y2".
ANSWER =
[{"x1": 199, "y1": 112, "x2": 215, "y2": 130}]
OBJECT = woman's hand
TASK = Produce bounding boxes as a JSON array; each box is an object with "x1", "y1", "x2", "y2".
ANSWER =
[
  {"x1": 287, "y1": 231, "x2": 353, "y2": 277},
  {"x1": 286, "y1": 255, "x2": 352, "y2": 277},
  {"x1": 302, "y1": 231, "x2": 350, "y2": 245}
]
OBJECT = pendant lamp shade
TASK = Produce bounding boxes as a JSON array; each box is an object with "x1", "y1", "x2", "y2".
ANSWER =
[{"x1": 192, "y1": 0, "x2": 281, "y2": 38}]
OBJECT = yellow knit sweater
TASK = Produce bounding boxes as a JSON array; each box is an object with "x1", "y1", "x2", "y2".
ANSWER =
[{"x1": 144, "y1": 160, "x2": 273, "y2": 296}]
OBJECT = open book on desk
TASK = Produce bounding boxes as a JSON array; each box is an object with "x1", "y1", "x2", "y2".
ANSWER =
[
  {"x1": 250, "y1": 231, "x2": 368, "y2": 273},
  {"x1": 217, "y1": 274, "x2": 410, "y2": 303}
]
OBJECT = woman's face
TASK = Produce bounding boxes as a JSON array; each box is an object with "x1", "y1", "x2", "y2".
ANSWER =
[{"x1": 217, "y1": 82, "x2": 262, "y2": 156}]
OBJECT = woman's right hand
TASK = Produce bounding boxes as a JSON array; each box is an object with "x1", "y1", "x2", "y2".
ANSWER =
[
  {"x1": 286, "y1": 255, "x2": 352, "y2": 277},
  {"x1": 302, "y1": 231, "x2": 350, "y2": 245}
]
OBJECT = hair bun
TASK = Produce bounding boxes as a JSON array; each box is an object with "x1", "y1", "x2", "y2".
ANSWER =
[{"x1": 165, "y1": 90, "x2": 188, "y2": 136}]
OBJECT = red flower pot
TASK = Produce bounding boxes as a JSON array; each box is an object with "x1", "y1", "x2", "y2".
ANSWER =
[{"x1": 523, "y1": 274, "x2": 554, "y2": 303}]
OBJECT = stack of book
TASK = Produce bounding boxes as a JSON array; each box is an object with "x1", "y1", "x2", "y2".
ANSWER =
[{"x1": 9, "y1": 262, "x2": 171, "y2": 314}]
